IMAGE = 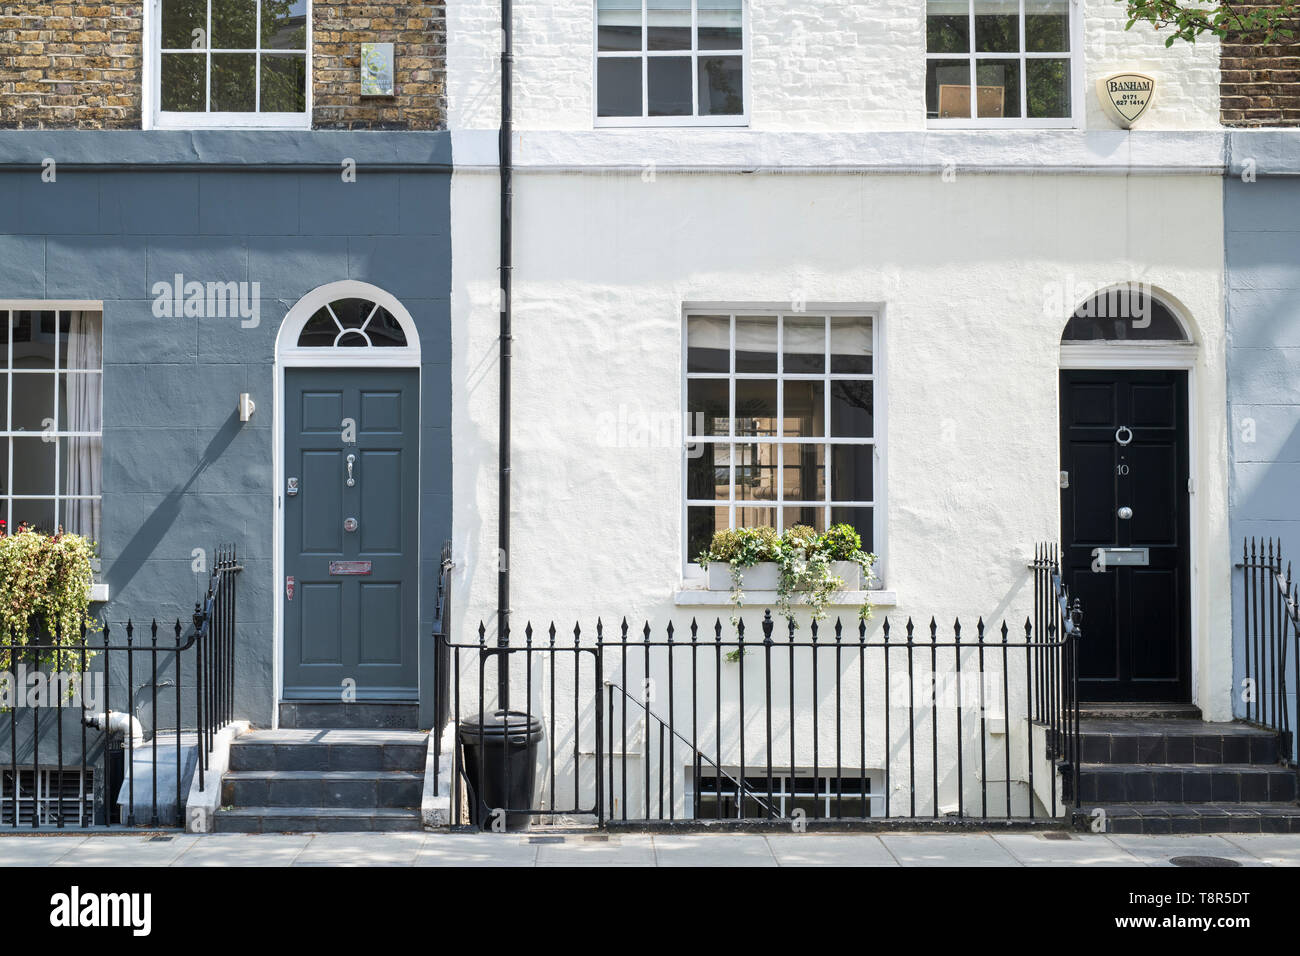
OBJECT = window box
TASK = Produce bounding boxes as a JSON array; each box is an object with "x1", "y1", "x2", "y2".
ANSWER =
[{"x1": 706, "y1": 560, "x2": 862, "y2": 592}]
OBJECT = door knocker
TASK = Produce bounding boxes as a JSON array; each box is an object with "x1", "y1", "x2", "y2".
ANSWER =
[{"x1": 1115, "y1": 425, "x2": 1133, "y2": 447}]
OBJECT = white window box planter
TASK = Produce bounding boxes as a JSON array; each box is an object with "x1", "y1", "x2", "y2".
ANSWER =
[{"x1": 705, "y1": 561, "x2": 863, "y2": 592}]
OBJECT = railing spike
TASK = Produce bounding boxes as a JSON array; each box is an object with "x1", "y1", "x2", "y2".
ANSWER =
[
  {"x1": 666, "y1": 620, "x2": 675, "y2": 643},
  {"x1": 690, "y1": 617, "x2": 698, "y2": 642},
  {"x1": 977, "y1": 617, "x2": 985, "y2": 642},
  {"x1": 643, "y1": 620, "x2": 652, "y2": 641}
]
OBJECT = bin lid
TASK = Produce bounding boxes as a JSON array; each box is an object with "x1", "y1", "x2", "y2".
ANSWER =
[{"x1": 458, "y1": 709, "x2": 544, "y2": 740}]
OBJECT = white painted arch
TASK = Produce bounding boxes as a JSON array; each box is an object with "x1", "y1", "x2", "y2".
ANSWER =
[{"x1": 275, "y1": 280, "x2": 422, "y2": 367}]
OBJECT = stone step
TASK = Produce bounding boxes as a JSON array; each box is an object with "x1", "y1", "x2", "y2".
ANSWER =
[
  {"x1": 1078, "y1": 719, "x2": 1280, "y2": 765},
  {"x1": 221, "y1": 770, "x2": 424, "y2": 810},
  {"x1": 228, "y1": 729, "x2": 428, "y2": 773},
  {"x1": 1078, "y1": 763, "x2": 1297, "y2": 804},
  {"x1": 278, "y1": 702, "x2": 419, "y2": 730},
  {"x1": 212, "y1": 806, "x2": 424, "y2": 834},
  {"x1": 1079, "y1": 702, "x2": 1203, "y2": 721},
  {"x1": 1077, "y1": 803, "x2": 1300, "y2": 835}
]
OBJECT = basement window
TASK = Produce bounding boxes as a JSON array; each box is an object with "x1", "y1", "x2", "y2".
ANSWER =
[
  {"x1": 1, "y1": 768, "x2": 94, "y2": 827},
  {"x1": 693, "y1": 769, "x2": 885, "y2": 818},
  {"x1": 148, "y1": 0, "x2": 311, "y2": 129}
]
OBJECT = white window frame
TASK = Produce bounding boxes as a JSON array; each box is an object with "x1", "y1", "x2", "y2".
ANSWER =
[
  {"x1": 690, "y1": 767, "x2": 887, "y2": 819},
  {"x1": 681, "y1": 307, "x2": 885, "y2": 579},
  {"x1": 593, "y1": 0, "x2": 750, "y2": 128},
  {"x1": 144, "y1": 0, "x2": 312, "y2": 131},
  {"x1": 0, "y1": 301, "x2": 104, "y2": 542},
  {"x1": 925, "y1": 0, "x2": 1084, "y2": 129}
]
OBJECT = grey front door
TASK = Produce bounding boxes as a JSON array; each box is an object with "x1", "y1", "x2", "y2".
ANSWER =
[{"x1": 283, "y1": 368, "x2": 420, "y2": 700}]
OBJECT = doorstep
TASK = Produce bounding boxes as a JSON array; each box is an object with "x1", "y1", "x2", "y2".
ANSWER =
[{"x1": 673, "y1": 589, "x2": 897, "y2": 608}]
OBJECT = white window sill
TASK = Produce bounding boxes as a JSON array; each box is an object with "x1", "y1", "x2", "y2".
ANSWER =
[
  {"x1": 90, "y1": 583, "x2": 109, "y2": 603},
  {"x1": 674, "y1": 588, "x2": 897, "y2": 608}
]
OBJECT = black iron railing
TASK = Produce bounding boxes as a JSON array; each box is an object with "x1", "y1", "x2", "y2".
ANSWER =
[
  {"x1": 438, "y1": 594, "x2": 1081, "y2": 829},
  {"x1": 1030, "y1": 543, "x2": 1083, "y2": 810},
  {"x1": 1238, "y1": 537, "x2": 1300, "y2": 763},
  {"x1": 0, "y1": 543, "x2": 240, "y2": 829},
  {"x1": 431, "y1": 540, "x2": 453, "y2": 799}
]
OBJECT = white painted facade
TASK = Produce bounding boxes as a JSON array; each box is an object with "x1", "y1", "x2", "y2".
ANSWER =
[{"x1": 444, "y1": 2, "x2": 1231, "y2": 817}]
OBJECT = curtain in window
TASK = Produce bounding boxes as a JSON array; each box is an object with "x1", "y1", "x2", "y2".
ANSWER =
[{"x1": 63, "y1": 311, "x2": 101, "y2": 543}]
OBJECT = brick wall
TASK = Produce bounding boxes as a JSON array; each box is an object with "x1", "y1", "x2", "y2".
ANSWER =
[
  {"x1": 313, "y1": 1, "x2": 445, "y2": 130},
  {"x1": 0, "y1": 2, "x2": 446, "y2": 130},
  {"x1": 1221, "y1": 6, "x2": 1300, "y2": 126},
  {"x1": 0, "y1": 3, "x2": 143, "y2": 129}
]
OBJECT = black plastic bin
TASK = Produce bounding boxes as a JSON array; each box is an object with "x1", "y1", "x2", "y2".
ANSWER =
[{"x1": 457, "y1": 710, "x2": 544, "y2": 830}]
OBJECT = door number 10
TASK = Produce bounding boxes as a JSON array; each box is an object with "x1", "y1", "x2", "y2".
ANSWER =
[{"x1": 1116, "y1": 464, "x2": 1130, "y2": 476}]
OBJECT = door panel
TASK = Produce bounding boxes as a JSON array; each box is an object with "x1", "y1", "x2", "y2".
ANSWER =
[
  {"x1": 1060, "y1": 369, "x2": 1190, "y2": 702},
  {"x1": 284, "y1": 368, "x2": 419, "y2": 700}
]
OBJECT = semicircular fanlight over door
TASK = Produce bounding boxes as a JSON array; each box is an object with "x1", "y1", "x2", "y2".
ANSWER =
[{"x1": 296, "y1": 297, "x2": 410, "y2": 349}]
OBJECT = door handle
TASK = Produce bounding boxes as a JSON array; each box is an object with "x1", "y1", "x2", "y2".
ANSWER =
[
  {"x1": 346, "y1": 454, "x2": 356, "y2": 487},
  {"x1": 1118, "y1": 506, "x2": 1133, "y2": 520}
]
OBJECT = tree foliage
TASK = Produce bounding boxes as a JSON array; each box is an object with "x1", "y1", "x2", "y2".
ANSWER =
[{"x1": 1121, "y1": 1, "x2": 1299, "y2": 45}]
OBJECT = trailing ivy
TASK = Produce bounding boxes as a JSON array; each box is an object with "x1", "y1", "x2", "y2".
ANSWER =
[{"x1": 0, "y1": 525, "x2": 98, "y2": 670}]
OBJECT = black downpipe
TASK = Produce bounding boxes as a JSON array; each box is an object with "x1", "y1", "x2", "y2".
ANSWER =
[{"x1": 498, "y1": 0, "x2": 514, "y2": 710}]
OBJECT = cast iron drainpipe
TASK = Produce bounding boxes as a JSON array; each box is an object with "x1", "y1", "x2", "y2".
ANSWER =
[{"x1": 497, "y1": 0, "x2": 514, "y2": 711}]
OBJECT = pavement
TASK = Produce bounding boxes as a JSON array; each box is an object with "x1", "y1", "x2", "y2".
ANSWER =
[{"x1": 0, "y1": 830, "x2": 1298, "y2": 866}]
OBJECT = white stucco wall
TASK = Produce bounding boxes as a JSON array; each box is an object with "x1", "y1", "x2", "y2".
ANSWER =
[{"x1": 447, "y1": 0, "x2": 1221, "y2": 133}]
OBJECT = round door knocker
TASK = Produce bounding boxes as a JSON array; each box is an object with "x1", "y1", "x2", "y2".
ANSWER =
[{"x1": 1115, "y1": 425, "x2": 1134, "y2": 447}]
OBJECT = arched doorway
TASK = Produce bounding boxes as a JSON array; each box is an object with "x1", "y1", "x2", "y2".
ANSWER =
[
  {"x1": 1059, "y1": 287, "x2": 1197, "y2": 703},
  {"x1": 274, "y1": 282, "x2": 422, "y2": 706}
]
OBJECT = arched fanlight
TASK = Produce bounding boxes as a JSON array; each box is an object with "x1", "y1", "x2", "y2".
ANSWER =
[
  {"x1": 1062, "y1": 288, "x2": 1188, "y2": 342},
  {"x1": 297, "y1": 297, "x2": 409, "y2": 348}
]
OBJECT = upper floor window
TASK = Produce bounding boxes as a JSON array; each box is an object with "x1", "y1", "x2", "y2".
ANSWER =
[
  {"x1": 926, "y1": 0, "x2": 1075, "y2": 127},
  {"x1": 596, "y1": 0, "x2": 746, "y2": 126},
  {"x1": 150, "y1": 0, "x2": 310, "y2": 129}
]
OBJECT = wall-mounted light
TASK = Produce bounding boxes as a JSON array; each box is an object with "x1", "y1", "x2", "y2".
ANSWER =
[
  {"x1": 239, "y1": 393, "x2": 256, "y2": 422},
  {"x1": 361, "y1": 43, "x2": 395, "y2": 97}
]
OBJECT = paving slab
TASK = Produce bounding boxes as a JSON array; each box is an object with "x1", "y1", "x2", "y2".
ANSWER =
[
  {"x1": 1221, "y1": 833, "x2": 1300, "y2": 864},
  {"x1": 1105, "y1": 834, "x2": 1268, "y2": 867},
  {"x1": 534, "y1": 834, "x2": 656, "y2": 867},
  {"x1": 992, "y1": 833, "x2": 1144, "y2": 866},
  {"x1": 653, "y1": 834, "x2": 778, "y2": 867},
  {"x1": 765, "y1": 834, "x2": 898, "y2": 866},
  {"x1": 292, "y1": 833, "x2": 427, "y2": 866},
  {"x1": 0, "y1": 835, "x2": 87, "y2": 866},
  {"x1": 50, "y1": 834, "x2": 200, "y2": 866},
  {"x1": 415, "y1": 833, "x2": 540, "y2": 867},
  {"x1": 173, "y1": 834, "x2": 313, "y2": 866},
  {"x1": 880, "y1": 833, "x2": 1022, "y2": 866}
]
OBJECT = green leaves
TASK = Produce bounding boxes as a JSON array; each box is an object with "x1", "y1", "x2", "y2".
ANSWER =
[
  {"x1": 0, "y1": 528, "x2": 98, "y2": 667},
  {"x1": 1120, "y1": 0, "x2": 1299, "y2": 45}
]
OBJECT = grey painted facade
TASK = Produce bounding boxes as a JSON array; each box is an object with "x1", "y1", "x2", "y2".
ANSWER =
[
  {"x1": 1225, "y1": 131, "x2": 1300, "y2": 717},
  {"x1": 0, "y1": 131, "x2": 453, "y2": 730}
]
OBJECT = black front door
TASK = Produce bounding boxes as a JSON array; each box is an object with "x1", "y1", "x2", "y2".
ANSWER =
[{"x1": 1060, "y1": 369, "x2": 1191, "y2": 703}]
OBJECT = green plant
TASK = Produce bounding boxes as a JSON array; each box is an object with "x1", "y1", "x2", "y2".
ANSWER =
[
  {"x1": 698, "y1": 523, "x2": 877, "y2": 634},
  {"x1": 1119, "y1": 1, "x2": 1298, "y2": 45},
  {"x1": 0, "y1": 525, "x2": 99, "y2": 669}
]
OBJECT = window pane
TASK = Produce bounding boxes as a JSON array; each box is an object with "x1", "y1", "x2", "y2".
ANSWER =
[
  {"x1": 299, "y1": 308, "x2": 338, "y2": 346},
  {"x1": 734, "y1": 505, "x2": 775, "y2": 532},
  {"x1": 1063, "y1": 292, "x2": 1187, "y2": 341},
  {"x1": 831, "y1": 506, "x2": 873, "y2": 553},
  {"x1": 11, "y1": 438, "x2": 54, "y2": 496},
  {"x1": 12, "y1": 498, "x2": 55, "y2": 536},
  {"x1": 699, "y1": 0, "x2": 742, "y2": 49},
  {"x1": 688, "y1": 505, "x2": 729, "y2": 561},
  {"x1": 58, "y1": 374, "x2": 102, "y2": 432},
  {"x1": 831, "y1": 444, "x2": 873, "y2": 503},
  {"x1": 734, "y1": 381, "x2": 777, "y2": 438},
  {"x1": 782, "y1": 443, "x2": 825, "y2": 501},
  {"x1": 61, "y1": 489, "x2": 101, "y2": 543},
  {"x1": 830, "y1": 317, "x2": 872, "y2": 373},
  {"x1": 648, "y1": 56, "x2": 692, "y2": 116},
  {"x1": 212, "y1": 0, "x2": 257, "y2": 49},
  {"x1": 830, "y1": 382, "x2": 873, "y2": 438},
  {"x1": 364, "y1": 306, "x2": 408, "y2": 347},
  {"x1": 734, "y1": 316, "x2": 777, "y2": 372},
  {"x1": 974, "y1": 0, "x2": 1019, "y2": 52},
  {"x1": 976, "y1": 59, "x2": 1020, "y2": 118},
  {"x1": 0, "y1": 374, "x2": 7, "y2": 430},
  {"x1": 597, "y1": 58, "x2": 642, "y2": 117},
  {"x1": 927, "y1": 0, "x2": 970, "y2": 53},
  {"x1": 12, "y1": 312, "x2": 55, "y2": 370},
  {"x1": 263, "y1": 0, "x2": 308, "y2": 49},
  {"x1": 698, "y1": 56, "x2": 743, "y2": 116},
  {"x1": 62, "y1": 312, "x2": 101, "y2": 371},
  {"x1": 647, "y1": 0, "x2": 691, "y2": 50},
  {"x1": 687, "y1": 379, "x2": 729, "y2": 436},
  {"x1": 1027, "y1": 57, "x2": 1071, "y2": 118},
  {"x1": 211, "y1": 52, "x2": 256, "y2": 111},
  {"x1": 336, "y1": 331, "x2": 368, "y2": 348},
  {"x1": 928, "y1": 60, "x2": 970, "y2": 119},
  {"x1": 261, "y1": 53, "x2": 307, "y2": 112},
  {"x1": 161, "y1": 0, "x2": 207, "y2": 49},
  {"x1": 734, "y1": 444, "x2": 777, "y2": 502},
  {"x1": 687, "y1": 443, "x2": 729, "y2": 499},
  {"x1": 783, "y1": 381, "x2": 824, "y2": 438},
  {"x1": 598, "y1": 0, "x2": 642, "y2": 52},
  {"x1": 687, "y1": 314, "x2": 730, "y2": 373},
  {"x1": 11, "y1": 374, "x2": 53, "y2": 432},
  {"x1": 1026, "y1": 0, "x2": 1070, "y2": 51},
  {"x1": 161, "y1": 53, "x2": 207, "y2": 111},
  {"x1": 783, "y1": 315, "x2": 824, "y2": 373},
  {"x1": 784, "y1": 506, "x2": 825, "y2": 533}
]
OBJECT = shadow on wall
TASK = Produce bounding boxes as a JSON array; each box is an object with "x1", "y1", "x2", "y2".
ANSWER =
[{"x1": 105, "y1": 409, "x2": 244, "y2": 598}]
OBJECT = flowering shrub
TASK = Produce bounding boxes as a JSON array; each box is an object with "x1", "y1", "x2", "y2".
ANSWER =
[{"x1": 0, "y1": 525, "x2": 98, "y2": 667}]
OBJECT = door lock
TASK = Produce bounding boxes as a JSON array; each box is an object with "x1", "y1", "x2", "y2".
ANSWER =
[
  {"x1": 346, "y1": 454, "x2": 356, "y2": 487},
  {"x1": 344, "y1": 517, "x2": 358, "y2": 533},
  {"x1": 1117, "y1": 506, "x2": 1133, "y2": 520},
  {"x1": 286, "y1": 477, "x2": 299, "y2": 496}
]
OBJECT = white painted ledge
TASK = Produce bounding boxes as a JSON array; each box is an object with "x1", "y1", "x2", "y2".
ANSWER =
[
  {"x1": 674, "y1": 589, "x2": 898, "y2": 608},
  {"x1": 183, "y1": 719, "x2": 250, "y2": 833},
  {"x1": 422, "y1": 721, "x2": 455, "y2": 829},
  {"x1": 90, "y1": 583, "x2": 109, "y2": 603}
]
